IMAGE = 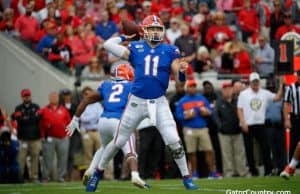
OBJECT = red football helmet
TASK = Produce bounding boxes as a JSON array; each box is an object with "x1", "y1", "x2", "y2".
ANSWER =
[
  {"x1": 141, "y1": 15, "x2": 165, "y2": 42},
  {"x1": 111, "y1": 63, "x2": 134, "y2": 81}
]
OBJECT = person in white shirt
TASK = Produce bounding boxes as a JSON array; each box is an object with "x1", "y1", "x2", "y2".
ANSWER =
[
  {"x1": 166, "y1": 18, "x2": 182, "y2": 45},
  {"x1": 237, "y1": 72, "x2": 283, "y2": 176},
  {"x1": 80, "y1": 86, "x2": 103, "y2": 167}
]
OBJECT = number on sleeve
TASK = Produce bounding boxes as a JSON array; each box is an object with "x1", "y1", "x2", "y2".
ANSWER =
[
  {"x1": 108, "y1": 84, "x2": 124, "y2": 102},
  {"x1": 144, "y1": 55, "x2": 159, "y2": 76},
  {"x1": 279, "y1": 43, "x2": 288, "y2": 63}
]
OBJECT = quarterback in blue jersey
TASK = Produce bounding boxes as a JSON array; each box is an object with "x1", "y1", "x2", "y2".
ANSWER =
[
  {"x1": 68, "y1": 15, "x2": 199, "y2": 192},
  {"x1": 66, "y1": 64, "x2": 149, "y2": 189}
]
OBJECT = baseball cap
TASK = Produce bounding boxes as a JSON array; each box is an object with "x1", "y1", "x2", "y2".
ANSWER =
[
  {"x1": 222, "y1": 81, "x2": 232, "y2": 89},
  {"x1": 21, "y1": 89, "x2": 31, "y2": 97},
  {"x1": 186, "y1": 79, "x2": 197, "y2": 87},
  {"x1": 249, "y1": 72, "x2": 260, "y2": 82}
]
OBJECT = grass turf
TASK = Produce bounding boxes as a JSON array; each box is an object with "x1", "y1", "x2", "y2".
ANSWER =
[{"x1": 0, "y1": 176, "x2": 299, "y2": 194}]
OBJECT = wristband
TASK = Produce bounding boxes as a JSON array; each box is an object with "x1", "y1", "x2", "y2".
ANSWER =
[
  {"x1": 178, "y1": 72, "x2": 186, "y2": 82},
  {"x1": 120, "y1": 35, "x2": 126, "y2": 42}
]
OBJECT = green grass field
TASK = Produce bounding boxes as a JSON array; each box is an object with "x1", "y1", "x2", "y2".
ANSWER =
[{"x1": 0, "y1": 176, "x2": 299, "y2": 194}]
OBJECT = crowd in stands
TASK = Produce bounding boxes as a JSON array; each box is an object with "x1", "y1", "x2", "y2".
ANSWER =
[
  {"x1": 0, "y1": 0, "x2": 300, "y2": 183},
  {"x1": 0, "y1": 0, "x2": 299, "y2": 79}
]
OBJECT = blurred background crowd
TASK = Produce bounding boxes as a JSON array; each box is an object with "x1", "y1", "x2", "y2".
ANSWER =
[{"x1": 0, "y1": 0, "x2": 299, "y2": 184}]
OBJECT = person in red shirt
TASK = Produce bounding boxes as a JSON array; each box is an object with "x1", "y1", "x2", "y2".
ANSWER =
[
  {"x1": 237, "y1": 0, "x2": 260, "y2": 42},
  {"x1": 14, "y1": 3, "x2": 39, "y2": 48},
  {"x1": 0, "y1": 8, "x2": 16, "y2": 35},
  {"x1": 39, "y1": 91, "x2": 71, "y2": 182},
  {"x1": 205, "y1": 11, "x2": 235, "y2": 50},
  {"x1": 275, "y1": 11, "x2": 300, "y2": 40},
  {"x1": 231, "y1": 41, "x2": 252, "y2": 75}
]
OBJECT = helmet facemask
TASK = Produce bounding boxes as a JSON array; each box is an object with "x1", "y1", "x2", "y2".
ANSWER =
[{"x1": 143, "y1": 25, "x2": 165, "y2": 43}]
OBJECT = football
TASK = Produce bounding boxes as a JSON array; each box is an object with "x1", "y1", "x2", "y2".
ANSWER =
[{"x1": 121, "y1": 19, "x2": 141, "y2": 41}]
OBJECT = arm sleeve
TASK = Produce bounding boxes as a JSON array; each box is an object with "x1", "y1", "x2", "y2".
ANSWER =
[{"x1": 103, "y1": 36, "x2": 127, "y2": 58}]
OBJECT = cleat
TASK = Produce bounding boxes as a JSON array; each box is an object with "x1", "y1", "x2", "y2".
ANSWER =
[
  {"x1": 86, "y1": 169, "x2": 103, "y2": 192},
  {"x1": 82, "y1": 171, "x2": 92, "y2": 186},
  {"x1": 131, "y1": 175, "x2": 150, "y2": 189},
  {"x1": 183, "y1": 177, "x2": 199, "y2": 190},
  {"x1": 280, "y1": 166, "x2": 295, "y2": 180}
]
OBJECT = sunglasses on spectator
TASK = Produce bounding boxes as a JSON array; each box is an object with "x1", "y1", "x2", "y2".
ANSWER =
[{"x1": 284, "y1": 15, "x2": 292, "y2": 18}]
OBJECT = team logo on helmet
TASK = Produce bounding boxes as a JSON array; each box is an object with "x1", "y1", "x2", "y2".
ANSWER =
[{"x1": 141, "y1": 15, "x2": 165, "y2": 42}]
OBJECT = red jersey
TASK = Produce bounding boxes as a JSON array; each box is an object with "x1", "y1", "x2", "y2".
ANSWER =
[
  {"x1": 275, "y1": 25, "x2": 300, "y2": 40},
  {"x1": 205, "y1": 25, "x2": 234, "y2": 49}
]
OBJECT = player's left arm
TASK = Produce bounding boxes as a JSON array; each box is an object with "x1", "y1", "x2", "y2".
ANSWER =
[{"x1": 171, "y1": 57, "x2": 188, "y2": 84}]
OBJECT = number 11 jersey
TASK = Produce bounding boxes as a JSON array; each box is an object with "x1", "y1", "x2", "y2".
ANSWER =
[{"x1": 128, "y1": 40, "x2": 180, "y2": 99}]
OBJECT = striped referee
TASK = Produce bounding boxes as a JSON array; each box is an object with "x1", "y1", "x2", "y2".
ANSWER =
[{"x1": 284, "y1": 70, "x2": 300, "y2": 158}]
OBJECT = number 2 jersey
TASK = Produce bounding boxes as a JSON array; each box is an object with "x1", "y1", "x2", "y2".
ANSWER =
[
  {"x1": 97, "y1": 80, "x2": 132, "y2": 119},
  {"x1": 128, "y1": 40, "x2": 180, "y2": 99}
]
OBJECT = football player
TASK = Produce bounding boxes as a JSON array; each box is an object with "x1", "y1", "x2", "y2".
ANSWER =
[
  {"x1": 68, "y1": 15, "x2": 199, "y2": 192},
  {"x1": 66, "y1": 63, "x2": 149, "y2": 189}
]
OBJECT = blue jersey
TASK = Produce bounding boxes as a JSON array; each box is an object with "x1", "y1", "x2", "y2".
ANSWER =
[
  {"x1": 98, "y1": 80, "x2": 132, "y2": 119},
  {"x1": 128, "y1": 40, "x2": 180, "y2": 99}
]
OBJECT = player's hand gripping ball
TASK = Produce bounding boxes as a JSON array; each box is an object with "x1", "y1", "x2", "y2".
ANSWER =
[{"x1": 122, "y1": 19, "x2": 141, "y2": 41}]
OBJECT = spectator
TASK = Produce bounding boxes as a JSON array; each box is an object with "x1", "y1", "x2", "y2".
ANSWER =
[
  {"x1": 79, "y1": 86, "x2": 103, "y2": 168},
  {"x1": 0, "y1": 107, "x2": 13, "y2": 133},
  {"x1": 202, "y1": 80, "x2": 223, "y2": 174},
  {"x1": 170, "y1": 82, "x2": 186, "y2": 148},
  {"x1": 159, "y1": 8, "x2": 171, "y2": 29},
  {"x1": 137, "y1": 118, "x2": 164, "y2": 179},
  {"x1": 254, "y1": 34, "x2": 275, "y2": 78},
  {"x1": 166, "y1": 17, "x2": 181, "y2": 45},
  {"x1": 33, "y1": 19, "x2": 48, "y2": 45},
  {"x1": 269, "y1": 0, "x2": 284, "y2": 42},
  {"x1": 134, "y1": 8, "x2": 145, "y2": 24},
  {"x1": 48, "y1": 29, "x2": 73, "y2": 74},
  {"x1": 69, "y1": 24, "x2": 95, "y2": 78},
  {"x1": 0, "y1": 8, "x2": 16, "y2": 36},
  {"x1": 64, "y1": 5, "x2": 81, "y2": 28},
  {"x1": 237, "y1": 0, "x2": 260, "y2": 42},
  {"x1": 142, "y1": 1, "x2": 153, "y2": 16},
  {"x1": 216, "y1": 0, "x2": 235, "y2": 25},
  {"x1": 232, "y1": 79, "x2": 245, "y2": 99},
  {"x1": 0, "y1": 130, "x2": 20, "y2": 183},
  {"x1": 81, "y1": 56, "x2": 106, "y2": 81},
  {"x1": 59, "y1": 88, "x2": 80, "y2": 180},
  {"x1": 231, "y1": 40, "x2": 252, "y2": 75},
  {"x1": 184, "y1": 0, "x2": 198, "y2": 18},
  {"x1": 274, "y1": 11, "x2": 300, "y2": 40},
  {"x1": 237, "y1": 72, "x2": 283, "y2": 176},
  {"x1": 175, "y1": 23, "x2": 197, "y2": 64},
  {"x1": 35, "y1": 21, "x2": 56, "y2": 57},
  {"x1": 176, "y1": 79, "x2": 219, "y2": 179},
  {"x1": 36, "y1": 0, "x2": 60, "y2": 23},
  {"x1": 198, "y1": 0, "x2": 216, "y2": 10},
  {"x1": 40, "y1": 91, "x2": 71, "y2": 182},
  {"x1": 205, "y1": 11, "x2": 234, "y2": 50},
  {"x1": 215, "y1": 82, "x2": 249, "y2": 177},
  {"x1": 13, "y1": 89, "x2": 41, "y2": 182},
  {"x1": 95, "y1": 11, "x2": 118, "y2": 41},
  {"x1": 194, "y1": 46, "x2": 212, "y2": 74},
  {"x1": 14, "y1": 2, "x2": 39, "y2": 48},
  {"x1": 265, "y1": 79, "x2": 286, "y2": 174}
]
